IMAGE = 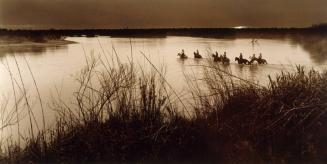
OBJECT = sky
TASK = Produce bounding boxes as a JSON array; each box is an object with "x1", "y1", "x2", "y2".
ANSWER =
[{"x1": 0, "y1": 0, "x2": 327, "y2": 29}]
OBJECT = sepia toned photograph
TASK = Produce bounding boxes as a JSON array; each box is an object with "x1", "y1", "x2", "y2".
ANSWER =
[{"x1": 0, "y1": 0, "x2": 326, "y2": 163}]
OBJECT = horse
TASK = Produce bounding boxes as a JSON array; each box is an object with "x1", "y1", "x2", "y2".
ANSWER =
[
  {"x1": 177, "y1": 53, "x2": 188, "y2": 59},
  {"x1": 211, "y1": 53, "x2": 221, "y2": 62},
  {"x1": 235, "y1": 57, "x2": 250, "y2": 65},
  {"x1": 250, "y1": 58, "x2": 267, "y2": 64},
  {"x1": 221, "y1": 57, "x2": 230, "y2": 64},
  {"x1": 256, "y1": 58, "x2": 267, "y2": 64},
  {"x1": 194, "y1": 52, "x2": 203, "y2": 59},
  {"x1": 249, "y1": 57, "x2": 257, "y2": 64}
]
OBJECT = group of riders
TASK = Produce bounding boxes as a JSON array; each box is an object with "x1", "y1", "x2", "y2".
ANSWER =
[
  {"x1": 234, "y1": 52, "x2": 267, "y2": 65},
  {"x1": 177, "y1": 49, "x2": 267, "y2": 65}
]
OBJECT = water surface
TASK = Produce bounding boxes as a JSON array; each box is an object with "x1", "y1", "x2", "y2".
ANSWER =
[{"x1": 0, "y1": 35, "x2": 326, "y2": 140}]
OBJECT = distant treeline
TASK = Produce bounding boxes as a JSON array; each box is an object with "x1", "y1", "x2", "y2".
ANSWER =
[{"x1": 0, "y1": 26, "x2": 326, "y2": 39}]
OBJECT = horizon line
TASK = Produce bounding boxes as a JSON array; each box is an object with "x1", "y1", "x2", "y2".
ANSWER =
[{"x1": 0, "y1": 26, "x2": 319, "y2": 31}]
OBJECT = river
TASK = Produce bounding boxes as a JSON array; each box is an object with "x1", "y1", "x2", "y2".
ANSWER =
[{"x1": 0, "y1": 34, "x2": 326, "y2": 141}]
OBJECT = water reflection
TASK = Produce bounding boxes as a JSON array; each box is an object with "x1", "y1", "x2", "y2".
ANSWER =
[
  {"x1": 0, "y1": 45, "x2": 68, "y2": 57},
  {"x1": 176, "y1": 58, "x2": 187, "y2": 65},
  {"x1": 289, "y1": 35, "x2": 327, "y2": 64}
]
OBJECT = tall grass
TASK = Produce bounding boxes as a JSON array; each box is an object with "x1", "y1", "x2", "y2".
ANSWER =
[
  {"x1": 0, "y1": 51, "x2": 326, "y2": 163},
  {"x1": 190, "y1": 63, "x2": 327, "y2": 163}
]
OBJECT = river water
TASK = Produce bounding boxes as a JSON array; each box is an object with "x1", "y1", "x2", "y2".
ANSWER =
[{"x1": 0, "y1": 35, "x2": 326, "y2": 140}]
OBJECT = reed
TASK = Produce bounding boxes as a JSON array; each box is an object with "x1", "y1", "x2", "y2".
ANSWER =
[{"x1": 189, "y1": 63, "x2": 327, "y2": 163}]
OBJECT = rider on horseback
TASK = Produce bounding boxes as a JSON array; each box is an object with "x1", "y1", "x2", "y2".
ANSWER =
[
  {"x1": 212, "y1": 51, "x2": 220, "y2": 62},
  {"x1": 239, "y1": 53, "x2": 243, "y2": 60},
  {"x1": 223, "y1": 52, "x2": 227, "y2": 60},
  {"x1": 257, "y1": 53, "x2": 267, "y2": 64},
  {"x1": 221, "y1": 51, "x2": 230, "y2": 64},
  {"x1": 181, "y1": 49, "x2": 185, "y2": 55},
  {"x1": 250, "y1": 54, "x2": 257, "y2": 63},
  {"x1": 178, "y1": 49, "x2": 187, "y2": 59},
  {"x1": 258, "y1": 53, "x2": 262, "y2": 60},
  {"x1": 194, "y1": 49, "x2": 203, "y2": 58},
  {"x1": 220, "y1": 54, "x2": 223, "y2": 59}
]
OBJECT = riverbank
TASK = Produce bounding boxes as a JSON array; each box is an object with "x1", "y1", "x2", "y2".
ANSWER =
[
  {"x1": 1, "y1": 56, "x2": 326, "y2": 163},
  {"x1": 0, "y1": 36, "x2": 76, "y2": 57},
  {"x1": 1, "y1": 25, "x2": 326, "y2": 38}
]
